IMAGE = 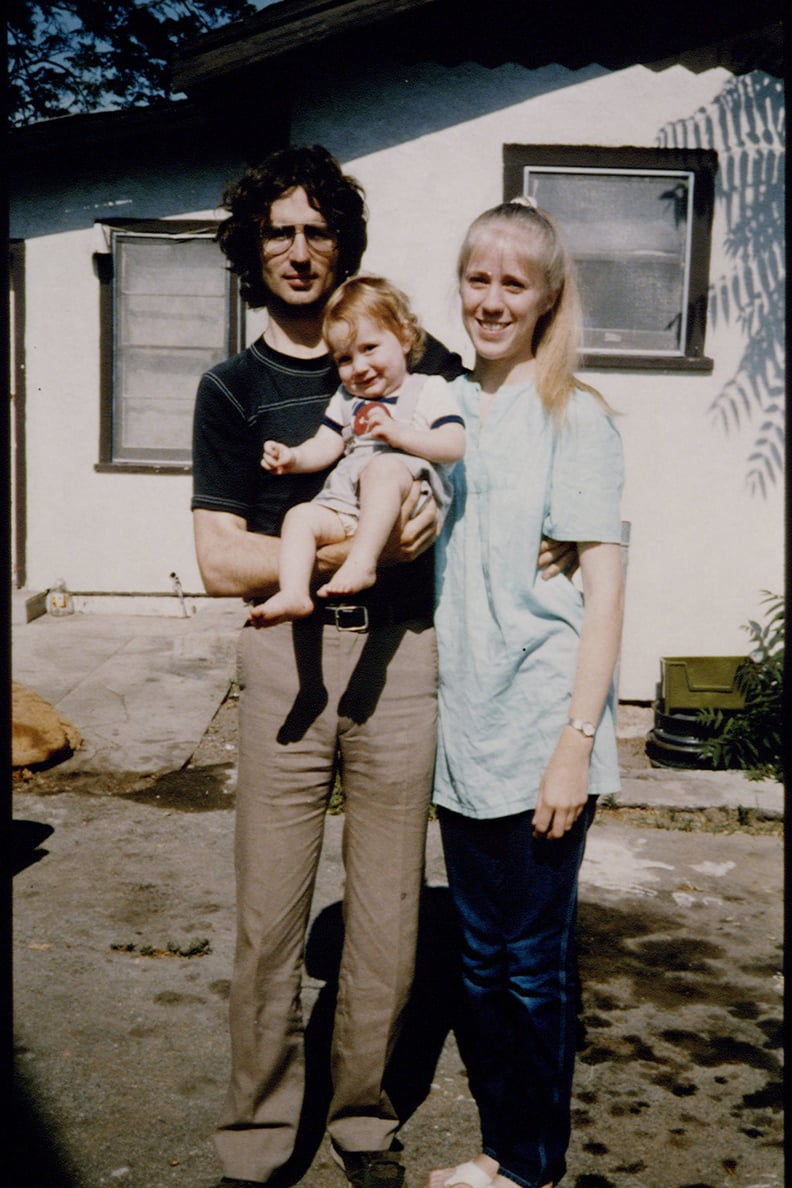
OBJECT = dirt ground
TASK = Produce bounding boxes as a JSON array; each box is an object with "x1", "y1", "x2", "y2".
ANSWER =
[
  {"x1": 12, "y1": 690, "x2": 785, "y2": 1188},
  {"x1": 14, "y1": 692, "x2": 783, "y2": 840}
]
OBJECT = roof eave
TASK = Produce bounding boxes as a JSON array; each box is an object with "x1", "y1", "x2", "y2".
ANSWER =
[{"x1": 172, "y1": 0, "x2": 438, "y2": 91}]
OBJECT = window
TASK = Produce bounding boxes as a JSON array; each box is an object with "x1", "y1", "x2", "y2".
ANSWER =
[
  {"x1": 503, "y1": 146, "x2": 717, "y2": 370},
  {"x1": 96, "y1": 220, "x2": 242, "y2": 470}
]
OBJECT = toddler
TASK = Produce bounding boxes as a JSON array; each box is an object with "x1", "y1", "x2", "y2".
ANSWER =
[{"x1": 250, "y1": 276, "x2": 466, "y2": 625}]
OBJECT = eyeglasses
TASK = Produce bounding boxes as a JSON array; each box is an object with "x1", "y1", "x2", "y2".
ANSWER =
[{"x1": 258, "y1": 223, "x2": 338, "y2": 256}]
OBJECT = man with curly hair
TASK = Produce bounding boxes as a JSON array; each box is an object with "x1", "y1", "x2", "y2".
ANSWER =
[{"x1": 192, "y1": 145, "x2": 464, "y2": 1188}]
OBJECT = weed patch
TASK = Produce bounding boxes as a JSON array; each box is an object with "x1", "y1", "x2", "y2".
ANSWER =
[{"x1": 110, "y1": 937, "x2": 211, "y2": 958}]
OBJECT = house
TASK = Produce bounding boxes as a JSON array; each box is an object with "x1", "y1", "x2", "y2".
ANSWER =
[{"x1": 8, "y1": 0, "x2": 785, "y2": 700}]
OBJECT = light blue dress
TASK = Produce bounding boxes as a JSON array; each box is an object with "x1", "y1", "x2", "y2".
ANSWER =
[{"x1": 433, "y1": 375, "x2": 624, "y2": 820}]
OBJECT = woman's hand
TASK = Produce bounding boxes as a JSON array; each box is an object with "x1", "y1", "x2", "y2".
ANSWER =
[
  {"x1": 534, "y1": 541, "x2": 623, "y2": 839},
  {"x1": 532, "y1": 728, "x2": 591, "y2": 839},
  {"x1": 538, "y1": 537, "x2": 578, "y2": 581}
]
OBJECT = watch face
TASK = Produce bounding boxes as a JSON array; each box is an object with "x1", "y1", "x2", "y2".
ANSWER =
[{"x1": 583, "y1": 722, "x2": 596, "y2": 737}]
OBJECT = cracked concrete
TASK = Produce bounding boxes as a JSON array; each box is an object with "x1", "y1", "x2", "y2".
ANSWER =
[{"x1": 12, "y1": 599, "x2": 244, "y2": 774}]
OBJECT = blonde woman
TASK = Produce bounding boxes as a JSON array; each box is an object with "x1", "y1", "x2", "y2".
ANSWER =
[{"x1": 429, "y1": 200, "x2": 625, "y2": 1188}]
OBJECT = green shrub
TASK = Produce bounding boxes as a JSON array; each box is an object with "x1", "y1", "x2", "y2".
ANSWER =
[{"x1": 697, "y1": 593, "x2": 784, "y2": 782}]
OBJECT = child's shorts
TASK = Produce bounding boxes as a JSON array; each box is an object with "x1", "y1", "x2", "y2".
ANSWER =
[{"x1": 312, "y1": 445, "x2": 452, "y2": 529}]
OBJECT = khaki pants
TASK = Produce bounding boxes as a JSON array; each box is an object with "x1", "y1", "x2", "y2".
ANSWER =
[{"x1": 215, "y1": 617, "x2": 438, "y2": 1183}]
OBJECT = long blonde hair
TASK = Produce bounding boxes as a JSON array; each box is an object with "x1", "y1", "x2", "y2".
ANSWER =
[{"x1": 458, "y1": 200, "x2": 611, "y2": 422}]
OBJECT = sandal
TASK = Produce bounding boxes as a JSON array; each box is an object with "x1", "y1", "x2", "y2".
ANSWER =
[{"x1": 443, "y1": 1163, "x2": 494, "y2": 1188}]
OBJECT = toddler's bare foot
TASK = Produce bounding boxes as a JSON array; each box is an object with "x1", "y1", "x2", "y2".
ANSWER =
[
  {"x1": 248, "y1": 590, "x2": 314, "y2": 626},
  {"x1": 317, "y1": 557, "x2": 378, "y2": 598}
]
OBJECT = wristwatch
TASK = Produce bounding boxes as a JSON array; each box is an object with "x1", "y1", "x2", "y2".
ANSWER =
[{"x1": 567, "y1": 717, "x2": 596, "y2": 738}]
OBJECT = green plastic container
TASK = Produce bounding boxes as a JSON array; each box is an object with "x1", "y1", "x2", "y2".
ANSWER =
[{"x1": 660, "y1": 656, "x2": 748, "y2": 713}]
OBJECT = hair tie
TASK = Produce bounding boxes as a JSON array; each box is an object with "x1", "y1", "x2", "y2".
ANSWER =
[{"x1": 510, "y1": 195, "x2": 539, "y2": 210}]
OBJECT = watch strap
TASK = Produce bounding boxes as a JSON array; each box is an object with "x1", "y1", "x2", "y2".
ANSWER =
[{"x1": 567, "y1": 716, "x2": 596, "y2": 738}]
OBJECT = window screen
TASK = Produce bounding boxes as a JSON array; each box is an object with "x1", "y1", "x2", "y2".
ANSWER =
[
  {"x1": 524, "y1": 168, "x2": 693, "y2": 355},
  {"x1": 98, "y1": 221, "x2": 241, "y2": 468},
  {"x1": 504, "y1": 146, "x2": 716, "y2": 370}
]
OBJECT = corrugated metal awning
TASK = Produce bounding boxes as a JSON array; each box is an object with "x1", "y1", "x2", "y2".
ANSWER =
[{"x1": 172, "y1": 0, "x2": 783, "y2": 93}]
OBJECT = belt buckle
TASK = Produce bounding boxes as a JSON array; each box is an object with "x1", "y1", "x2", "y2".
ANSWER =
[{"x1": 331, "y1": 604, "x2": 369, "y2": 633}]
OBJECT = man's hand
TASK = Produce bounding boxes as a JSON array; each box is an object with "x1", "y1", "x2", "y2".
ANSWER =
[
  {"x1": 539, "y1": 537, "x2": 579, "y2": 581},
  {"x1": 380, "y1": 481, "x2": 439, "y2": 565},
  {"x1": 316, "y1": 482, "x2": 436, "y2": 575}
]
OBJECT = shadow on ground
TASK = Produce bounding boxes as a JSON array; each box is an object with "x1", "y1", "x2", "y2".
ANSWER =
[
  {"x1": 11, "y1": 797, "x2": 783, "y2": 1188},
  {"x1": 11, "y1": 820, "x2": 55, "y2": 875},
  {"x1": 276, "y1": 885, "x2": 463, "y2": 1185},
  {"x1": 11, "y1": 1069, "x2": 81, "y2": 1187}
]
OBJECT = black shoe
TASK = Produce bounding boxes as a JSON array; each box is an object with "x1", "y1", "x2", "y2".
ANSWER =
[{"x1": 330, "y1": 1142, "x2": 406, "y2": 1187}]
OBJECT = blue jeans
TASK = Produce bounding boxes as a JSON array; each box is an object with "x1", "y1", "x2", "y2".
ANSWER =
[{"x1": 439, "y1": 799, "x2": 596, "y2": 1188}]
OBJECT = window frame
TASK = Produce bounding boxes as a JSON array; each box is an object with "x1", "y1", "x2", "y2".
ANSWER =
[
  {"x1": 503, "y1": 145, "x2": 717, "y2": 371},
  {"x1": 95, "y1": 218, "x2": 243, "y2": 473}
]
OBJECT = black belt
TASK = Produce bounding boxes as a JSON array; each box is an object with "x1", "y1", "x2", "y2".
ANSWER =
[{"x1": 314, "y1": 601, "x2": 430, "y2": 633}]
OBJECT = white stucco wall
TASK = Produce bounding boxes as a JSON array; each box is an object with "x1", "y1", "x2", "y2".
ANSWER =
[
  {"x1": 22, "y1": 228, "x2": 202, "y2": 594},
  {"x1": 291, "y1": 61, "x2": 785, "y2": 700},
  {"x1": 17, "y1": 59, "x2": 785, "y2": 700}
]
